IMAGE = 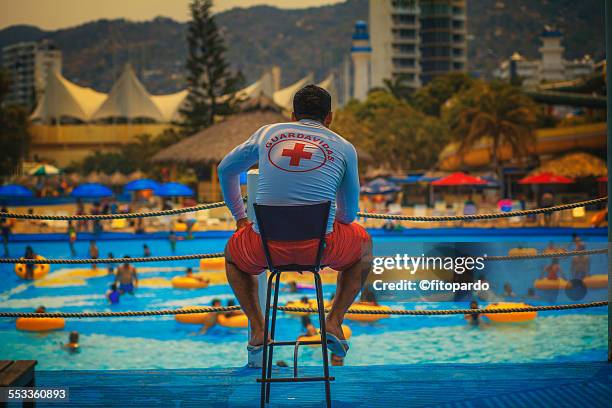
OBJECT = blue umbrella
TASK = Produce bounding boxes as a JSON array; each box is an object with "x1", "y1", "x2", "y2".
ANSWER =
[
  {"x1": 71, "y1": 183, "x2": 113, "y2": 198},
  {"x1": 124, "y1": 178, "x2": 160, "y2": 192},
  {"x1": 0, "y1": 184, "x2": 34, "y2": 198},
  {"x1": 389, "y1": 175, "x2": 424, "y2": 184},
  {"x1": 360, "y1": 178, "x2": 401, "y2": 195},
  {"x1": 155, "y1": 182, "x2": 194, "y2": 197}
]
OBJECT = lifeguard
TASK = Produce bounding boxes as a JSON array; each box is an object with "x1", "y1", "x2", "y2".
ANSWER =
[{"x1": 218, "y1": 85, "x2": 372, "y2": 357}]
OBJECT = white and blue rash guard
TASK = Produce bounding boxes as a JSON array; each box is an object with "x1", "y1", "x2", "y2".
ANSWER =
[{"x1": 218, "y1": 118, "x2": 360, "y2": 233}]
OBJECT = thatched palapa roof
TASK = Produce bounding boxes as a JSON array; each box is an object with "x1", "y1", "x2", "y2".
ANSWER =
[{"x1": 531, "y1": 152, "x2": 607, "y2": 178}]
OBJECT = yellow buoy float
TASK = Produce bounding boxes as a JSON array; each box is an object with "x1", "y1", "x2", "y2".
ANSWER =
[
  {"x1": 217, "y1": 313, "x2": 248, "y2": 328},
  {"x1": 16, "y1": 317, "x2": 65, "y2": 332},
  {"x1": 583, "y1": 274, "x2": 608, "y2": 289},
  {"x1": 200, "y1": 258, "x2": 225, "y2": 271},
  {"x1": 483, "y1": 302, "x2": 537, "y2": 323},
  {"x1": 284, "y1": 299, "x2": 332, "y2": 316},
  {"x1": 507, "y1": 247, "x2": 537, "y2": 257},
  {"x1": 175, "y1": 306, "x2": 214, "y2": 324},
  {"x1": 534, "y1": 278, "x2": 569, "y2": 290},
  {"x1": 345, "y1": 304, "x2": 391, "y2": 322},
  {"x1": 15, "y1": 256, "x2": 50, "y2": 280},
  {"x1": 171, "y1": 276, "x2": 209, "y2": 289}
]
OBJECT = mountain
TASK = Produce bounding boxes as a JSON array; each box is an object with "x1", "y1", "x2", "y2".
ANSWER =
[{"x1": 0, "y1": 0, "x2": 605, "y2": 93}]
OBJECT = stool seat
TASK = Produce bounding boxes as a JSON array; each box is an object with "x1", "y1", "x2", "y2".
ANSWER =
[{"x1": 254, "y1": 202, "x2": 333, "y2": 408}]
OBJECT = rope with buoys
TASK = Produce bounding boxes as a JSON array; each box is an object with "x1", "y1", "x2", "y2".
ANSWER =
[
  {"x1": 0, "y1": 197, "x2": 605, "y2": 222},
  {"x1": 0, "y1": 248, "x2": 604, "y2": 264},
  {"x1": 0, "y1": 301, "x2": 606, "y2": 318}
]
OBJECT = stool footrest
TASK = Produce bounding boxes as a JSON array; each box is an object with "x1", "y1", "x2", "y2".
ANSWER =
[
  {"x1": 270, "y1": 340, "x2": 323, "y2": 346},
  {"x1": 257, "y1": 376, "x2": 335, "y2": 383}
]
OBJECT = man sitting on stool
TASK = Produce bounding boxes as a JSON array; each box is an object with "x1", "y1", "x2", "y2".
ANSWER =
[{"x1": 218, "y1": 85, "x2": 372, "y2": 357}]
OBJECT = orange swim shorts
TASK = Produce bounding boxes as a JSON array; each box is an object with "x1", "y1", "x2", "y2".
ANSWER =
[{"x1": 226, "y1": 221, "x2": 371, "y2": 275}]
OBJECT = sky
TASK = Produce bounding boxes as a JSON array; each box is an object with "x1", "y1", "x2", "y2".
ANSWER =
[{"x1": 0, "y1": 0, "x2": 344, "y2": 30}]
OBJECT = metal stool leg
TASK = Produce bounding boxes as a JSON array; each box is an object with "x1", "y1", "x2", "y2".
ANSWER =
[
  {"x1": 313, "y1": 272, "x2": 332, "y2": 408},
  {"x1": 265, "y1": 272, "x2": 282, "y2": 403},
  {"x1": 260, "y1": 271, "x2": 276, "y2": 408}
]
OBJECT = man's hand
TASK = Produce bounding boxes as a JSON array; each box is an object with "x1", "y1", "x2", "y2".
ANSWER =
[{"x1": 236, "y1": 217, "x2": 251, "y2": 230}]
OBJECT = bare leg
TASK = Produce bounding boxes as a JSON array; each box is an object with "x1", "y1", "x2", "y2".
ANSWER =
[
  {"x1": 325, "y1": 237, "x2": 373, "y2": 340},
  {"x1": 225, "y1": 247, "x2": 265, "y2": 346}
]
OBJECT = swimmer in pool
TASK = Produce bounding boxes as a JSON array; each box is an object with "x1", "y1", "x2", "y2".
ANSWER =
[
  {"x1": 464, "y1": 300, "x2": 481, "y2": 326},
  {"x1": 35, "y1": 305, "x2": 46, "y2": 313},
  {"x1": 106, "y1": 283, "x2": 120, "y2": 304},
  {"x1": 115, "y1": 256, "x2": 138, "y2": 294},
  {"x1": 185, "y1": 267, "x2": 209, "y2": 284},
  {"x1": 542, "y1": 258, "x2": 564, "y2": 280},
  {"x1": 62, "y1": 331, "x2": 80, "y2": 352},
  {"x1": 198, "y1": 298, "x2": 222, "y2": 335},
  {"x1": 299, "y1": 316, "x2": 318, "y2": 338}
]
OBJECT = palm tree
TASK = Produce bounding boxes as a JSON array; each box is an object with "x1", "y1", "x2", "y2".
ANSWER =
[{"x1": 443, "y1": 80, "x2": 537, "y2": 187}]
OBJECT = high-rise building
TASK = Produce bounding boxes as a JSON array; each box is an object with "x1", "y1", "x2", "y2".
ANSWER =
[
  {"x1": 369, "y1": 0, "x2": 467, "y2": 91},
  {"x1": 1, "y1": 39, "x2": 62, "y2": 109},
  {"x1": 419, "y1": 0, "x2": 467, "y2": 84}
]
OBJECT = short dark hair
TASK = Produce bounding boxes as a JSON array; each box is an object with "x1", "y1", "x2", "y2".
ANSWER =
[{"x1": 293, "y1": 84, "x2": 331, "y2": 122}]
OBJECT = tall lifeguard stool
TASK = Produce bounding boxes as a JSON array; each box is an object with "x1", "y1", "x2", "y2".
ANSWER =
[{"x1": 253, "y1": 201, "x2": 333, "y2": 408}]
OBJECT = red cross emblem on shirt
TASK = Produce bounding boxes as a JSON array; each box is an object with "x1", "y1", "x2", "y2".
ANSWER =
[{"x1": 281, "y1": 143, "x2": 313, "y2": 166}]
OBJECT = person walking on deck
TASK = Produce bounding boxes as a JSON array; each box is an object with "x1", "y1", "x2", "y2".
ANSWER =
[{"x1": 218, "y1": 85, "x2": 372, "y2": 357}]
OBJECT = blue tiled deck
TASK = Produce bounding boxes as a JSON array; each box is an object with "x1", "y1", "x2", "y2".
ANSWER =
[{"x1": 36, "y1": 362, "x2": 612, "y2": 407}]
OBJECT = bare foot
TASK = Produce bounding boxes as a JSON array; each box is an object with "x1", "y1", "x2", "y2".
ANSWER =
[
  {"x1": 325, "y1": 317, "x2": 345, "y2": 341},
  {"x1": 249, "y1": 329, "x2": 265, "y2": 347}
]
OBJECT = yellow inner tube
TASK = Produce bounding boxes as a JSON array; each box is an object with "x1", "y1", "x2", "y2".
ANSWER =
[
  {"x1": 284, "y1": 299, "x2": 332, "y2": 316},
  {"x1": 483, "y1": 302, "x2": 537, "y2": 323},
  {"x1": 508, "y1": 248, "x2": 537, "y2": 256},
  {"x1": 345, "y1": 304, "x2": 391, "y2": 322},
  {"x1": 200, "y1": 258, "x2": 225, "y2": 271},
  {"x1": 171, "y1": 276, "x2": 209, "y2": 289},
  {"x1": 583, "y1": 274, "x2": 608, "y2": 289},
  {"x1": 534, "y1": 278, "x2": 569, "y2": 290},
  {"x1": 217, "y1": 313, "x2": 248, "y2": 328},
  {"x1": 15, "y1": 256, "x2": 50, "y2": 280},
  {"x1": 16, "y1": 317, "x2": 65, "y2": 332},
  {"x1": 175, "y1": 306, "x2": 213, "y2": 324},
  {"x1": 298, "y1": 325, "x2": 352, "y2": 344}
]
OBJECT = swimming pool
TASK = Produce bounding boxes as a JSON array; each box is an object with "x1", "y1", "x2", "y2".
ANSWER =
[{"x1": 0, "y1": 228, "x2": 607, "y2": 370}]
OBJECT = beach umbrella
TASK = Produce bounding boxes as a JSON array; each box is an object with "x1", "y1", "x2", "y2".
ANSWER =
[
  {"x1": 518, "y1": 172, "x2": 574, "y2": 184},
  {"x1": 360, "y1": 178, "x2": 401, "y2": 195},
  {"x1": 71, "y1": 183, "x2": 113, "y2": 198},
  {"x1": 388, "y1": 175, "x2": 424, "y2": 184},
  {"x1": 125, "y1": 178, "x2": 160, "y2": 192},
  {"x1": 28, "y1": 164, "x2": 60, "y2": 176},
  {"x1": 431, "y1": 172, "x2": 487, "y2": 186},
  {"x1": 597, "y1": 176, "x2": 607, "y2": 182},
  {"x1": 0, "y1": 184, "x2": 34, "y2": 197},
  {"x1": 155, "y1": 182, "x2": 194, "y2": 197}
]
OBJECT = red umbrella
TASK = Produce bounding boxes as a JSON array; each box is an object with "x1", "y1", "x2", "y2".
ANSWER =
[
  {"x1": 597, "y1": 176, "x2": 608, "y2": 182},
  {"x1": 431, "y1": 172, "x2": 487, "y2": 186},
  {"x1": 518, "y1": 172, "x2": 574, "y2": 184}
]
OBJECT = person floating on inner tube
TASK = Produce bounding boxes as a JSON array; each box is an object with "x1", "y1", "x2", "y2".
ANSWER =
[
  {"x1": 185, "y1": 267, "x2": 209, "y2": 284},
  {"x1": 299, "y1": 316, "x2": 318, "y2": 338},
  {"x1": 198, "y1": 298, "x2": 221, "y2": 335},
  {"x1": 35, "y1": 305, "x2": 46, "y2": 314},
  {"x1": 24, "y1": 246, "x2": 37, "y2": 280},
  {"x1": 225, "y1": 299, "x2": 243, "y2": 318},
  {"x1": 541, "y1": 258, "x2": 564, "y2": 281}
]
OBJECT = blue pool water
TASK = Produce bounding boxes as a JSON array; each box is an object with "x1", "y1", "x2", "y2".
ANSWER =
[{"x1": 0, "y1": 228, "x2": 608, "y2": 370}]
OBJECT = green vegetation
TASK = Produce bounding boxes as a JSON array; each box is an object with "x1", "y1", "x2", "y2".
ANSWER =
[
  {"x1": 332, "y1": 91, "x2": 450, "y2": 171},
  {"x1": 179, "y1": 0, "x2": 243, "y2": 134},
  {"x1": 0, "y1": 70, "x2": 30, "y2": 178},
  {"x1": 410, "y1": 73, "x2": 475, "y2": 117},
  {"x1": 442, "y1": 80, "x2": 537, "y2": 176}
]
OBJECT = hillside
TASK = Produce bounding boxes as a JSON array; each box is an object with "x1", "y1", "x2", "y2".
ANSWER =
[{"x1": 0, "y1": 0, "x2": 605, "y2": 93}]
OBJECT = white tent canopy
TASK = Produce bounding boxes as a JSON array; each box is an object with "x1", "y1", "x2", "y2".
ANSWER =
[
  {"x1": 30, "y1": 67, "x2": 107, "y2": 122},
  {"x1": 92, "y1": 64, "x2": 164, "y2": 122},
  {"x1": 273, "y1": 73, "x2": 314, "y2": 112},
  {"x1": 317, "y1": 73, "x2": 338, "y2": 110},
  {"x1": 151, "y1": 90, "x2": 188, "y2": 122}
]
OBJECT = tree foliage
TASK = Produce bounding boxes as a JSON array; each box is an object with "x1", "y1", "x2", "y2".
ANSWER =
[
  {"x1": 410, "y1": 72, "x2": 474, "y2": 117},
  {"x1": 0, "y1": 70, "x2": 31, "y2": 179},
  {"x1": 178, "y1": 0, "x2": 243, "y2": 134},
  {"x1": 442, "y1": 80, "x2": 537, "y2": 175},
  {"x1": 332, "y1": 91, "x2": 449, "y2": 171}
]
